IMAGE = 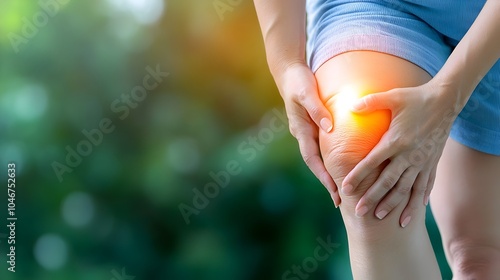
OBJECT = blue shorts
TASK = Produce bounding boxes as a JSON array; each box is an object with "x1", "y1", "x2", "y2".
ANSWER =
[{"x1": 307, "y1": 0, "x2": 500, "y2": 155}]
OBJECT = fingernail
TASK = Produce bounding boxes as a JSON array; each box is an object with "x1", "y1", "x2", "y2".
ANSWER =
[
  {"x1": 356, "y1": 206, "x2": 369, "y2": 217},
  {"x1": 401, "y1": 216, "x2": 412, "y2": 228},
  {"x1": 424, "y1": 195, "x2": 430, "y2": 206},
  {"x1": 320, "y1": 118, "x2": 333, "y2": 133},
  {"x1": 350, "y1": 100, "x2": 366, "y2": 111},
  {"x1": 376, "y1": 210, "x2": 388, "y2": 220},
  {"x1": 342, "y1": 184, "x2": 353, "y2": 195}
]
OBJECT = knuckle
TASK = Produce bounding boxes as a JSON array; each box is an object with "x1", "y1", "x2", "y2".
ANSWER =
[
  {"x1": 302, "y1": 154, "x2": 315, "y2": 166},
  {"x1": 364, "y1": 157, "x2": 379, "y2": 169},
  {"x1": 415, "y1": 185, "x2": 427, "y2": 196},
  {"x1": 390, "y1": 136, "x2": 410, "y2": 149},
  {"x1": 381, "y1": 174, "x2": 397, "y2": 191},
  {"x1": 288, "y1": 122, "x2": 304, "y2": 139},
  {"x1": 364, "y1": 95, "x2": 374, "y2": 105},
  {"x1": 397, "y1": 183, "x2": 412, "y2": 194},
  {"x1": 296, "y1": 88, "x2": 309, "y2": 103},
  {"x1": 288, "y1": 124, "x2": 298, "y2": 138},
  {"x1": 320, "y1": 171, "x2": 333, "y2": 188},
  {"x1": 307, "y1": 106, "x2": 321, "y2": 120},
  {"x1": 381, "y1": 180, "x2": 394, "y2": 191},
  {"x1": 363, "y1": 196, "x2": 376, "y2": 207},
  {"x1": 426, "y1": 185, "x2": 434, "y2": 194}
]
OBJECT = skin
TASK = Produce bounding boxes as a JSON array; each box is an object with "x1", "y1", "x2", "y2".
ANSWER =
[
  {"x1": 316, "y1": 51, "x2": 441, "y2": 279},
  {"x1": 253, "y1": 0, "x2": 500, "y2": 278},
  {"x1": 431, "y1": 138, "x2": 500, "y2": 279},
  {"x1": 344, "y1": 0, "x2": 500, "y2": 225},
  {"x1": 253, "y1": 0, "x2": 341, "y2": 207}
]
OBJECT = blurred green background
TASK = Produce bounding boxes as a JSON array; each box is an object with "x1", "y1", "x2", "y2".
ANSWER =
[{"x1": 0, "y1": 0, "x2": 451, "y2": 279}]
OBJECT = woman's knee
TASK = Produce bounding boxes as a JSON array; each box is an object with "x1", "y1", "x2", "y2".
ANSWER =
[
  {"x1": 315, "y1": 51, "x2": 431, "y2": 183},
  {"x1": 315, "y1": 51, "x2": 431, "y2": 234},
  {"x1": 432, "y1": 139, "x2": 500, "y2": 278},
  {"x1": 447, "y1": 238, "x2": 500, "y2": 279}
]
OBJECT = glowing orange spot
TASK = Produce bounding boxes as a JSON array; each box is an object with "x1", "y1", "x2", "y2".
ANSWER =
[
  {"x1": 332, "y1": 85, "x2": 391, "y2": 154},
  {"x1": 334, "y1": 86, "x2": 363, "y2": 119}
]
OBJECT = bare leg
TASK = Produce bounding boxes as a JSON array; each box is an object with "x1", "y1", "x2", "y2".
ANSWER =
[
  {"x1": 431, "y1": 138, "x2": 500, "y2": 280},
  {"x1": 316, "y1": 51, "x2": 441, "y2": 279}
]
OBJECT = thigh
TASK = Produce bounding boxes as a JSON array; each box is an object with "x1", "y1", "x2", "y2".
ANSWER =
[{"x1": 431, "y1": 138, "x2": 500, "y2": 262}]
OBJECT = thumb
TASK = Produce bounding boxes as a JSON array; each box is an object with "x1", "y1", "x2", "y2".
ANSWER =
[
  {"x1": 302, "y1": 92, "x2": 333, "y2": 133},
  {"x1": 350, "y1": 91, "x2": 394, "y2": 114}
]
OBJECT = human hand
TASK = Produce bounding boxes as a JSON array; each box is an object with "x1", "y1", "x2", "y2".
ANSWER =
[
  {"x1": 341, "y1": 81, "x2": 461, "y2": 227},
  {"x1": 275, "y1": 62, "x2": 341, "y2": 207}
]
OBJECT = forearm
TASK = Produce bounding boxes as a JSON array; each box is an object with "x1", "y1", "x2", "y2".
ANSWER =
[
  {"x1": 434, "y1": 0, "x2": 500, "y2": 108},
  {"x1": 253, "y1": 0, "x2": 307, "y2": 77}
]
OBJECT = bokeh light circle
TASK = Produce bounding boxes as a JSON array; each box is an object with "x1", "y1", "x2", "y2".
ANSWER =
[
  {"x1": 62, "y1": 192, "x2": 95, "y2": 228},
  {"x1": 167, "y1": 137, "x2": 200, "y2": 174},
  {"x1": 33, "y1": 234, "x2": 68, "y2": 270},
  {"x1": 13, "y1": 84, "x2": 48, "y2": 120}
]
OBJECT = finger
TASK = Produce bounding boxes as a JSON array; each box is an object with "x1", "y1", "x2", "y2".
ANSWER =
[
  {"x1": 286, "y1": 104, "x2": 340, "y2": 208},
  {"x1": 342, "y1": 133, "x2": 397, "y2": 194},
  {"x1": 330, "y1": 190, "x2": 342, "y2": 209},
  {"x1": 374, "y1": 167, "x2": 419, "y2": 220},
  {"x1": 355, "y1": 158, "x2": 409, "y2": 217},
  {"x1": 298, "y1": 90, "x2": 333, "y2": 133},
  {"x1": 296, "y1": 133, "x2": 340, "y2": 207},
  {"x1": 399, "y1": 170, "x2": 430, "y2": 228},
  {"x1": 423, "y1": 165, "x2": 437, "y2": 206},
  {"x1": 350, "y1": 90, "x2": 398, "y2": 114},
  {"x1": 285, "y1": 102, "x2": 312, "y2": 139}
]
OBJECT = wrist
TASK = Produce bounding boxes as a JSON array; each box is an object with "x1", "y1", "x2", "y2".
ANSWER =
[
  {"x1": 269, "y1": 58, "x2": 308, "y2": 80},
  {"x1": 271, "y1": 60, "x2": 310, "y2": 92},
  {"x1": 271, "y1": 61, "x2": 316, "y2": 102},
  {"x1": 429, "y1": 73, "x2": 473, "y2": 113}
]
